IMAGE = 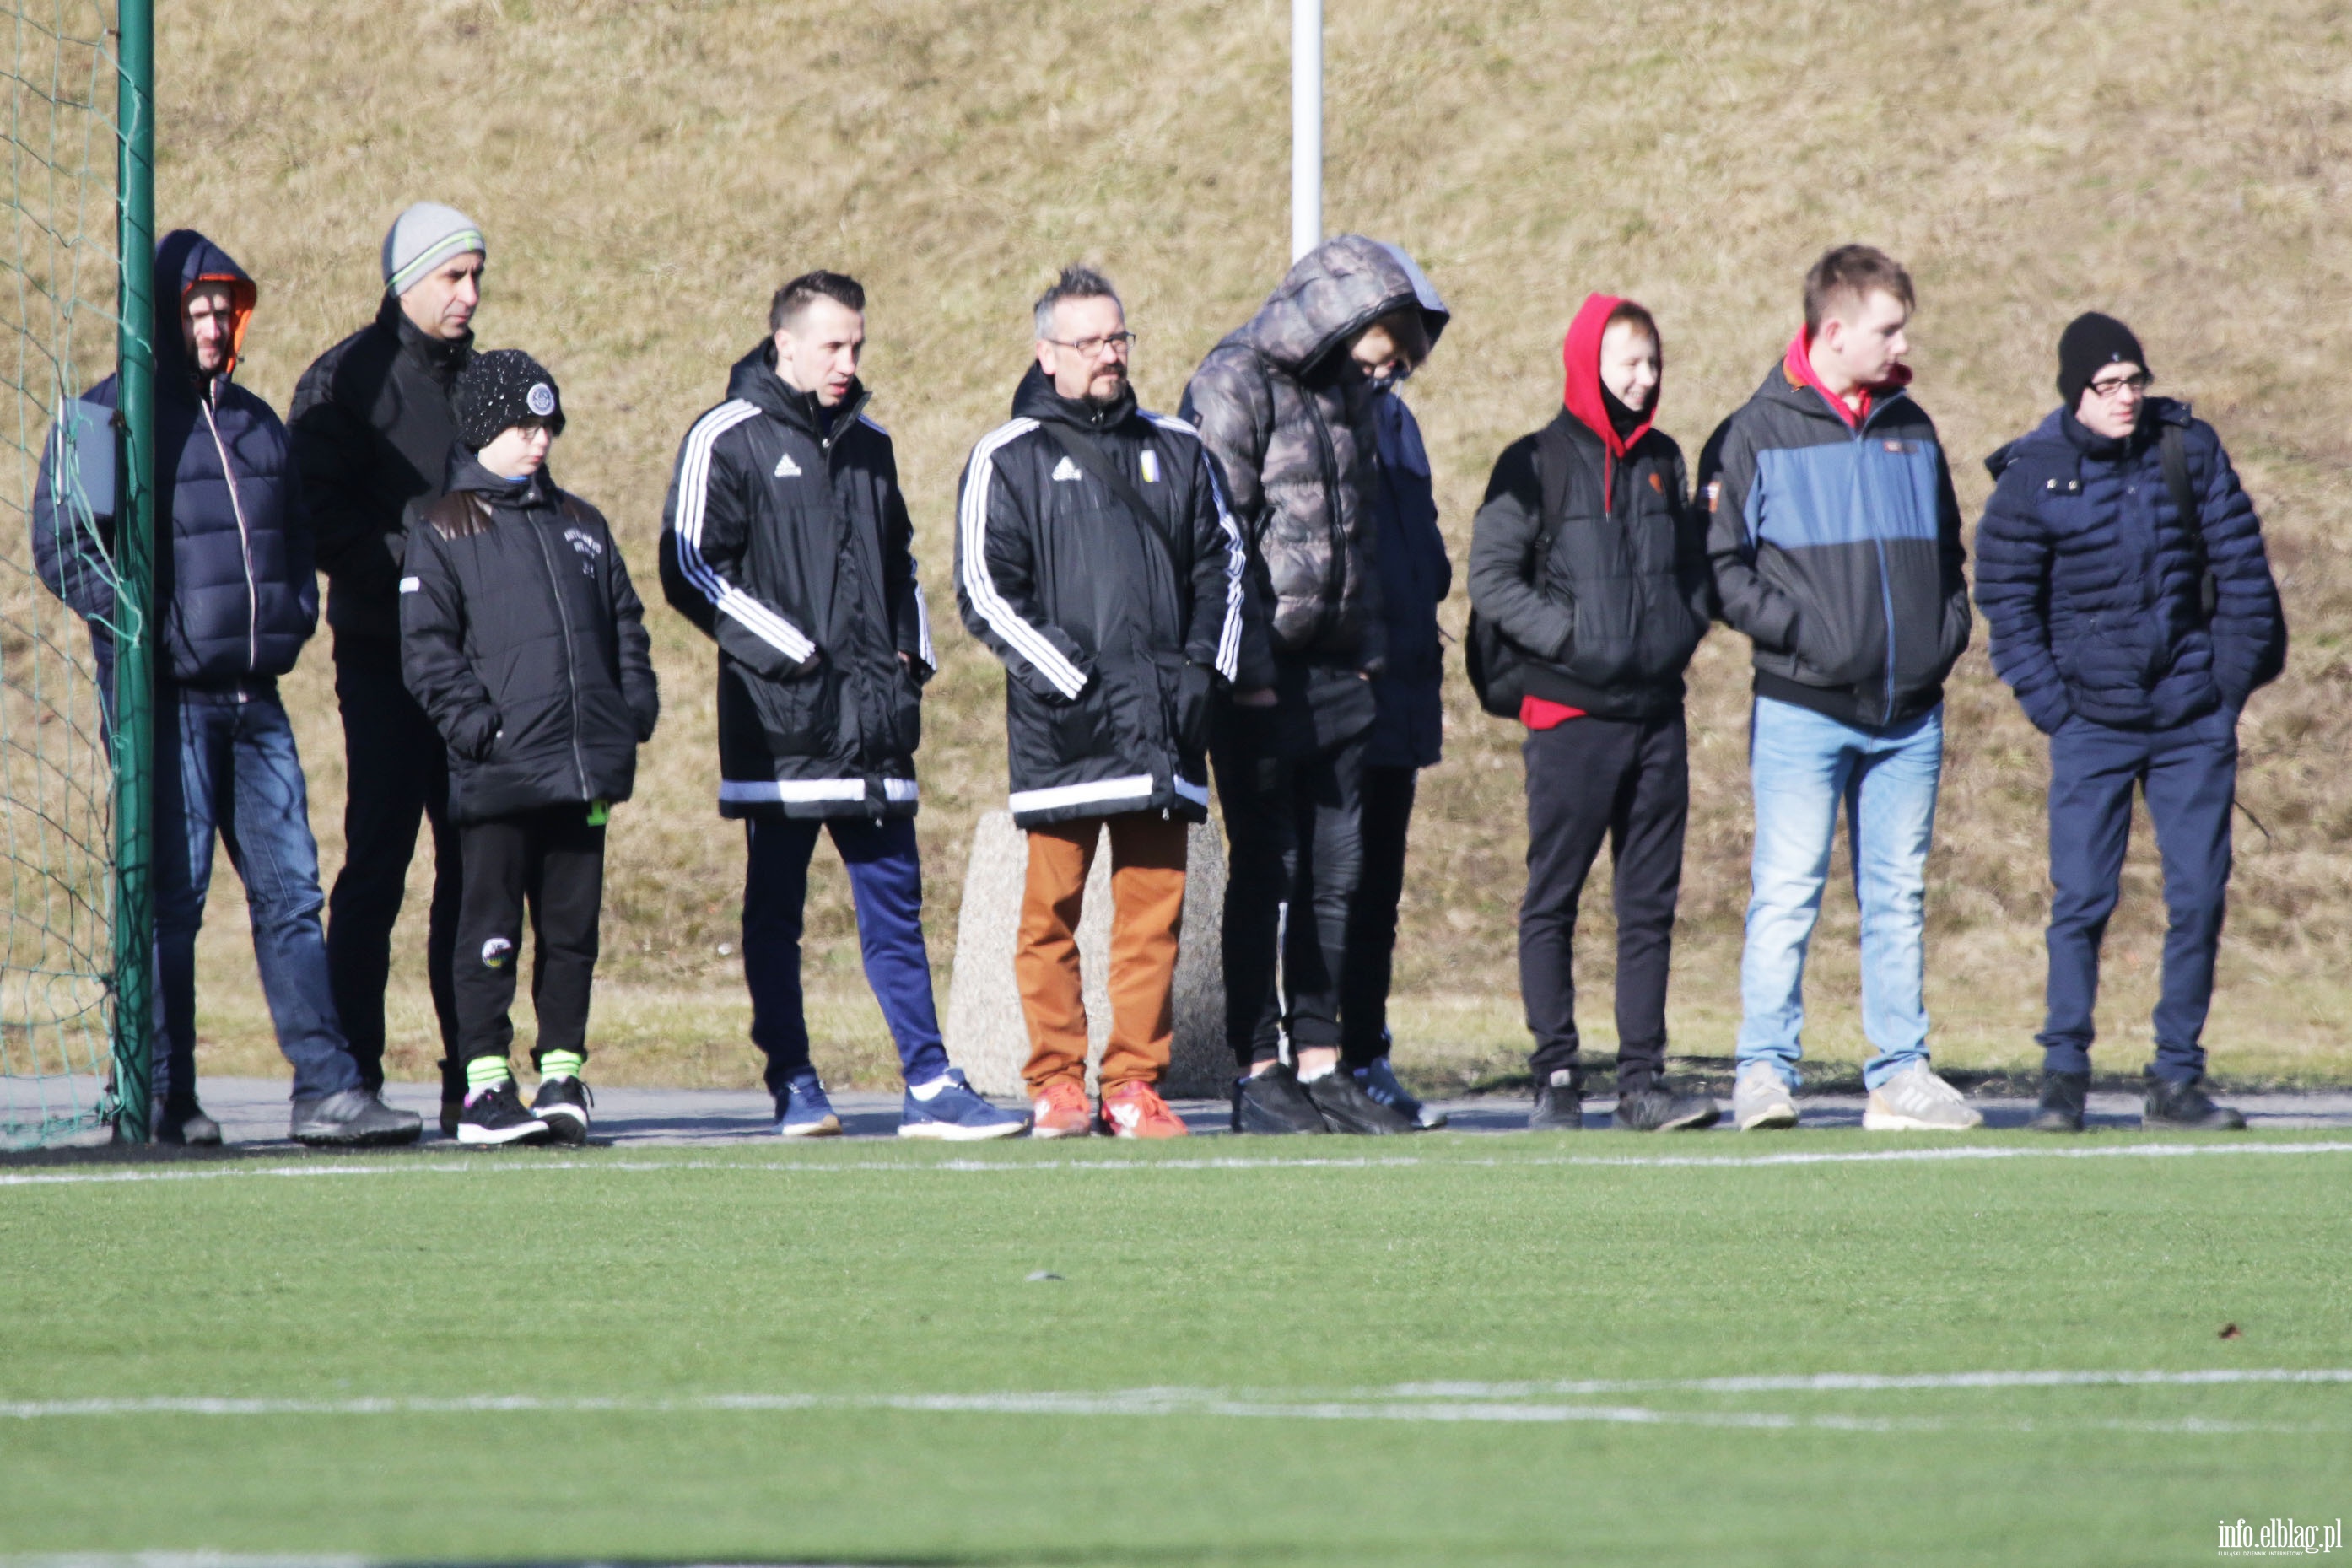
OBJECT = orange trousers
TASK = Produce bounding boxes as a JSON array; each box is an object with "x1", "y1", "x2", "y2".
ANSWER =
[{"x1": 1016, "y1": 812, "x2": 1189, "y2": 1095}]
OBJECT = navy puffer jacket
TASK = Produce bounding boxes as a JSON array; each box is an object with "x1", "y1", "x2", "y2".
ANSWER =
[
  {"x1": 1976, "y1": 399, "x2": 2283, "y2": 734},
  {"x1": 31, "y1": 229, "x2": 316, "y2": 684}
]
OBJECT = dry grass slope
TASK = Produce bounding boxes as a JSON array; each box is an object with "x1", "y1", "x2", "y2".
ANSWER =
[{"x1": 165, "y1": 0, "x2": 2352, "y2": 1089}]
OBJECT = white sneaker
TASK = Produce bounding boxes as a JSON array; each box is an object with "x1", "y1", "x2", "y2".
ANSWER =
[
  {"x1": 1862, "y1": 1062, "x2": 1983, "y2": 1131},
  {"x1": 1732, "y1": 1063, "x2": 1799, "y2": 1131}
]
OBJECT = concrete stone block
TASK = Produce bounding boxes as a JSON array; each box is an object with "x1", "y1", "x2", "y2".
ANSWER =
[{"x1": 944, "y1": 811, "x2": 1230, "y2": 1100}]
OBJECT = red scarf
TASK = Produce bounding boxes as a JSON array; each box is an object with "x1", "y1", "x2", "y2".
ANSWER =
[{"x1": 1782, "y1": 327, "x2": 1911, "y2": 429}]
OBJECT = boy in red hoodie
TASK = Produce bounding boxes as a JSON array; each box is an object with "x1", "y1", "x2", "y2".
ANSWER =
[{"x1": 1466, "y1": 296, "x2": 1718, "y2": 1131}]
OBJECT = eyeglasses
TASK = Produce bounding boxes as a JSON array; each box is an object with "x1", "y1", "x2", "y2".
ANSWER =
[
  {"x1": 1044, "y1": 331, "x2": 1137, "y2": 358},
  {"x1": 2088, "y1": 370, "x2": 2153, "y2": 398}
]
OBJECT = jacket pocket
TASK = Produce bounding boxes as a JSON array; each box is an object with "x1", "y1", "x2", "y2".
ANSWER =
[
  {"x1": 891, "y1": 663, "x2": 923, "y2": 755},
  {"x1": 745, "y1": 666, "x2": 839, "y2": 752}
]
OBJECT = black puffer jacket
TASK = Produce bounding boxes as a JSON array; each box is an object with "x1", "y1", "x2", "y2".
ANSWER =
[
  {"x1": 1181, "y1": 236, "x2": 1447, "y2": 677},
  {"x1": 954, "y1": 364, "x2": 1252, "y2": 828},
  {"x1": 658, "y1": 345, "x2": 931, "y2": 819},
  {"x1": 1468, "y1": 411, "x2": 1710, "y2": 720},
  {"x1": 289, "y1": 292, "x2": 472, "y2": 641},
  {"x1": 400, "y1": 459, "x2": 657, "y2": 825}
]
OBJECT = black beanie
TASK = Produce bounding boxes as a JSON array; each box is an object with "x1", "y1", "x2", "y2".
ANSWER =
[
  {"x1": 454, "y1": 348, "x2": 565, "y2": 450},
  {"x1": 2056, "y1": 313, "x2": 2147, "y2": 412}
]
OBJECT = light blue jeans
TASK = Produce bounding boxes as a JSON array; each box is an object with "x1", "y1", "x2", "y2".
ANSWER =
[{"x1": 1736, "y1": 697, "x2": 1943, "y2": 1091}]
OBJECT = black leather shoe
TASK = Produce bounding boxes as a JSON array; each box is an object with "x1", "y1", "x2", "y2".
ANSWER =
[
  {"x1": 1303, "y1": 1068, "x2": 1416, "y2": 1134},
  {"x1": 1612, "y1": 1086, "x2": 1719, "y2": 1132},
  {"x1": 1232, "y1": 1067, "x2": 1330, "y2": 1134},
  {"x1": 2028, "y1": 1070, "x2": 2090, "y2": 1133},
  {"x1": 2144, "y1": 1074, "x2": 2246, "y2": 1130},
  {"x1": 1529, "y1": 1071, "x2": 1583, "y2": 1132}
]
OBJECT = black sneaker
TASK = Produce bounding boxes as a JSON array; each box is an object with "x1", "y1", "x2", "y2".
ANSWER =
[
  {"x1": 1529, "y1": 1070, "x2": 1583, "y2": 1132},
  {"x1": 289, "y1": 1088, "x2": 425, "y2": 1146},
  {"x1": 1303, "y1": 1067, "x2": 1416, "y2": 1134},
  {"x1": 2144, "y1": 1073, "x2": 2246, "y2": 1130},
  {"x1": 1612, "y1": 1086, "x2": 1720, "y2": 1132},
  {"x1": 532, "y1": 1076, "x2": 592, "y2": 1145},
  {"x1": 158, "y1": 1102, "x2": 223, "y2": 1146},
  {"x1": 2028, "y1": 1070, "x2": 2090, "y2": 1133},
  {"x1": 456, "y1": 1080, "x2": 552, "y2": 1146},
  {"x1": 1232, "y1": 1067, "x2": 1330, "y2": 1134}
]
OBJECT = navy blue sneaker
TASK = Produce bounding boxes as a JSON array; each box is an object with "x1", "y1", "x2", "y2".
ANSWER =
[
  {"x1": 898, "y1": 1069, "x2": 1028, "y2": 1140},
  {"x1": 774, "y1": 1070, "x2": 842, "y2": 1138},
  {"x1": 1354, "y1": 1057, "x2": 1448, "y2": 1130}
]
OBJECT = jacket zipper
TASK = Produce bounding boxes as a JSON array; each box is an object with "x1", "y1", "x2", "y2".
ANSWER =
[
  {"x1": 1856, "y1": 398, "x2": 1901, "y2": 723},
  {"x1": 817, "y1": 390, "x2": 871, "y2": 779},
  {"x1": 1302, "y1": 391, "x2": 1347, "y2": 642},
  {"x1": 526, "y1": 506, "x2": 592, "y2": 798},
  {"x1": 201, "y1": 388, "x2": 262, "y2": 675}
]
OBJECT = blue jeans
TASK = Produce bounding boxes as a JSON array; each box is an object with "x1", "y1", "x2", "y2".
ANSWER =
[
  {"x1": 1736, "y1": 698, "x2": 1943, "y2": 1091},
  {"x1": 153, "y1": 682, "x2": 360, "y2": 1109},
  {"x1": 741, "y1": 814, "x2": 950, "y2": 1095},
  {"x1": 2041, "y1": 709, "x2": 2236, "y2": 1083}
]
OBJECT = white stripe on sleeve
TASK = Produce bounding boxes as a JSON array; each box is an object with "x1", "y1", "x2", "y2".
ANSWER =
[
  {"x1": 673, "y1": 400, "x2": 817, "y2": 665},
  {"x1": 956, "y1": 418, "x2": 1087, "y2": 700}
]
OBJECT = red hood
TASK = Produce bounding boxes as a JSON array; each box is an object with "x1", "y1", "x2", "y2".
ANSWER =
[
  {"x1": 1561, "y1": 292, "x2": 1656, "y2": 509},
  {"x1": 1561, "y1": 292, "x2": 1654, "y2": 461},
  {"x1": 1783, "y1": 327, "x2": 1911, "y2": 429}
]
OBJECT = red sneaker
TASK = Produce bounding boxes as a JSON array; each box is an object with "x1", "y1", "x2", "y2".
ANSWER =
[
  {"x1": 1030, "y1": 1080, "x2": 1093, "y2": 1140},
  {"x1": 1100, "y1": 1081, "x2": 1190, "y2": 1139}
]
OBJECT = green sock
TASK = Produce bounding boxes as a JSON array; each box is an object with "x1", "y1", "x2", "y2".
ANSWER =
[
  {"x1": 538, "y1": 1049, "x2": 585, "y2": 1084},
  {"x1": 465, "y1": 1057, "x2": 512, "y2": 1095}
]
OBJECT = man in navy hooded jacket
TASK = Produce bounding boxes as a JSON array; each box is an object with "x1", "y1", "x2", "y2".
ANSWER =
[
  {"x1": 32, "y1": 229, "x2": 419, "y2": 1147},
  {"x1": 1976, "y1": 313, "x2": 2285, "y2": 1133}
]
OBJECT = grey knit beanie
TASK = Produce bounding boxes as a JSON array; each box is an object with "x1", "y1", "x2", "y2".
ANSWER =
[
  {"x1": 453, "y1": 349, "x2": 564, "y2": 449},
  {"x1": 381, "y1": 202, "x2": 485, "y2": 294}
]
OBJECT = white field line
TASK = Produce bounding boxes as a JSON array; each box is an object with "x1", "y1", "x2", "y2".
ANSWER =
[
  {"x1": 1378, "y1": 1367, "x2": 2352, "y2": 1398},
  {"x1": 8, "y1": 1139, "x2": 2352, "y2": 1189},
  {"x1": 0, "y1": 1379, "x2": 2344, "y2": 1436}
]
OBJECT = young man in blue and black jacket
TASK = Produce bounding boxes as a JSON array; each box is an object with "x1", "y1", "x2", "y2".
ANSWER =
[
  {"x1": 1701, "y1": 245, "x2": 1980, "y2": 1134},
  {"x1": 34, "y1": 229, "x2": 420, "y2": 1148},
  {"x1": 1976, "y1": 315, "x2": 2284, "y2": 1133}
]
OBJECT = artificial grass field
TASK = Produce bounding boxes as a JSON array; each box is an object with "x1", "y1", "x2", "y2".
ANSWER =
[{"x1": 4, "y1": 1133, "x2": 2349, "y2": 1565}]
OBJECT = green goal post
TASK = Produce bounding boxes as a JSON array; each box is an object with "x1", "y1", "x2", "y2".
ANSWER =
[{"x1": 0, "y1": 0, "x2": 154, "y2": 1149}]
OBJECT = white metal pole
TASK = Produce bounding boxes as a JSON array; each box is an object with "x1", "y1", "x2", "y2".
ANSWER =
[{"x1": 1292, "y1": 0, "x2": 1322, "y2": 261}]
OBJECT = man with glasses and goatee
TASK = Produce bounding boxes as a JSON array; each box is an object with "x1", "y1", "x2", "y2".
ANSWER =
[
  {"x1": 956, "y1": 265, "x2": 1259, "y2": 1140},
  {"x1": 1976, "y1": 313, "x2": 2285, "y2": 1134}
]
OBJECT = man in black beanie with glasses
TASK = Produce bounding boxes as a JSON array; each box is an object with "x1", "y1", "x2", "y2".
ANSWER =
[{"x1": 1976, "y1": 313, "x2": 2285, "y2": 1132}]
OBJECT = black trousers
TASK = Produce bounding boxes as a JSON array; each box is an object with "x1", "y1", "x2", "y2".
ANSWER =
[
  {"x1": 1341, "y1": 764, "x2": 1418, "y2": 1067},
  {"x1": 1519, "y1": 714, "x2": 1688, "y2": 1092},
  {"x1": 326, "y1": 634, "x2": 462, "y2": 1097},
  {"x1": 1213, "y1": 721, "x2": 1370, "y2": 1068},
  {"x1": 452, "y1": 804, "x2": 606, "y2": 1070}
]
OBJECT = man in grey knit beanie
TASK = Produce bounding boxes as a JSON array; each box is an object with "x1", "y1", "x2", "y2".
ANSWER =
[{"x1": 286, "y1": 201, "x2": 490, "y2": 1134}]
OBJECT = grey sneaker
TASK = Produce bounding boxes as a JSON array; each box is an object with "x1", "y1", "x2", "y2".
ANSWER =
[
  {"x1": 1731, "y1": 1064, "x2": 1799, "y2": 1131},
  {"x1": 290, "y1": 1088, "x2": 424, "y2": 1147},
  {"x1": 1861, "y1": 1062, "x2": 1983, "y2": 1131}
]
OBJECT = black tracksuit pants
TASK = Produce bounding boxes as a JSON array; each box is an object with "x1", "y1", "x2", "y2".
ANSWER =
[
  {"x1": 326, "y1": 633, "x2": 463, "y2": 1097},
  {"x1": 453, "y1": 803, "x2": 606, "y2": 1071},
  {"x1": 1214, "y1": 724, "x2": 1372, "y2": 1069},
  {"x1": 1341, "y1": 764, "x2": 1418, "y2": 1067},
  {"x1": 1519, "y1": 714, "x2": 1688, "y2": 1093}
]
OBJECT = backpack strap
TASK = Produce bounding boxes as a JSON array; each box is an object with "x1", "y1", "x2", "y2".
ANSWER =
[
  {"x1": 1529, "y1": 417, "x2": 1578, "y2": 586},
  {"x1": 1035, "y1": 419, "x2": 1182, "y2": 587},
  {"x1": 2160, "y1": 421, "x2": 2220, "y2": 623}
]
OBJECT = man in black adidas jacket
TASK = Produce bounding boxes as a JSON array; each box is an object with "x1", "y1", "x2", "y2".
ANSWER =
[
  {"x1": 954, "y1": 266, "x2": 1255, "y2": 1140},
  {"x1": 661, "y1": 272, "x2": 1023, "y2": 1141}
]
